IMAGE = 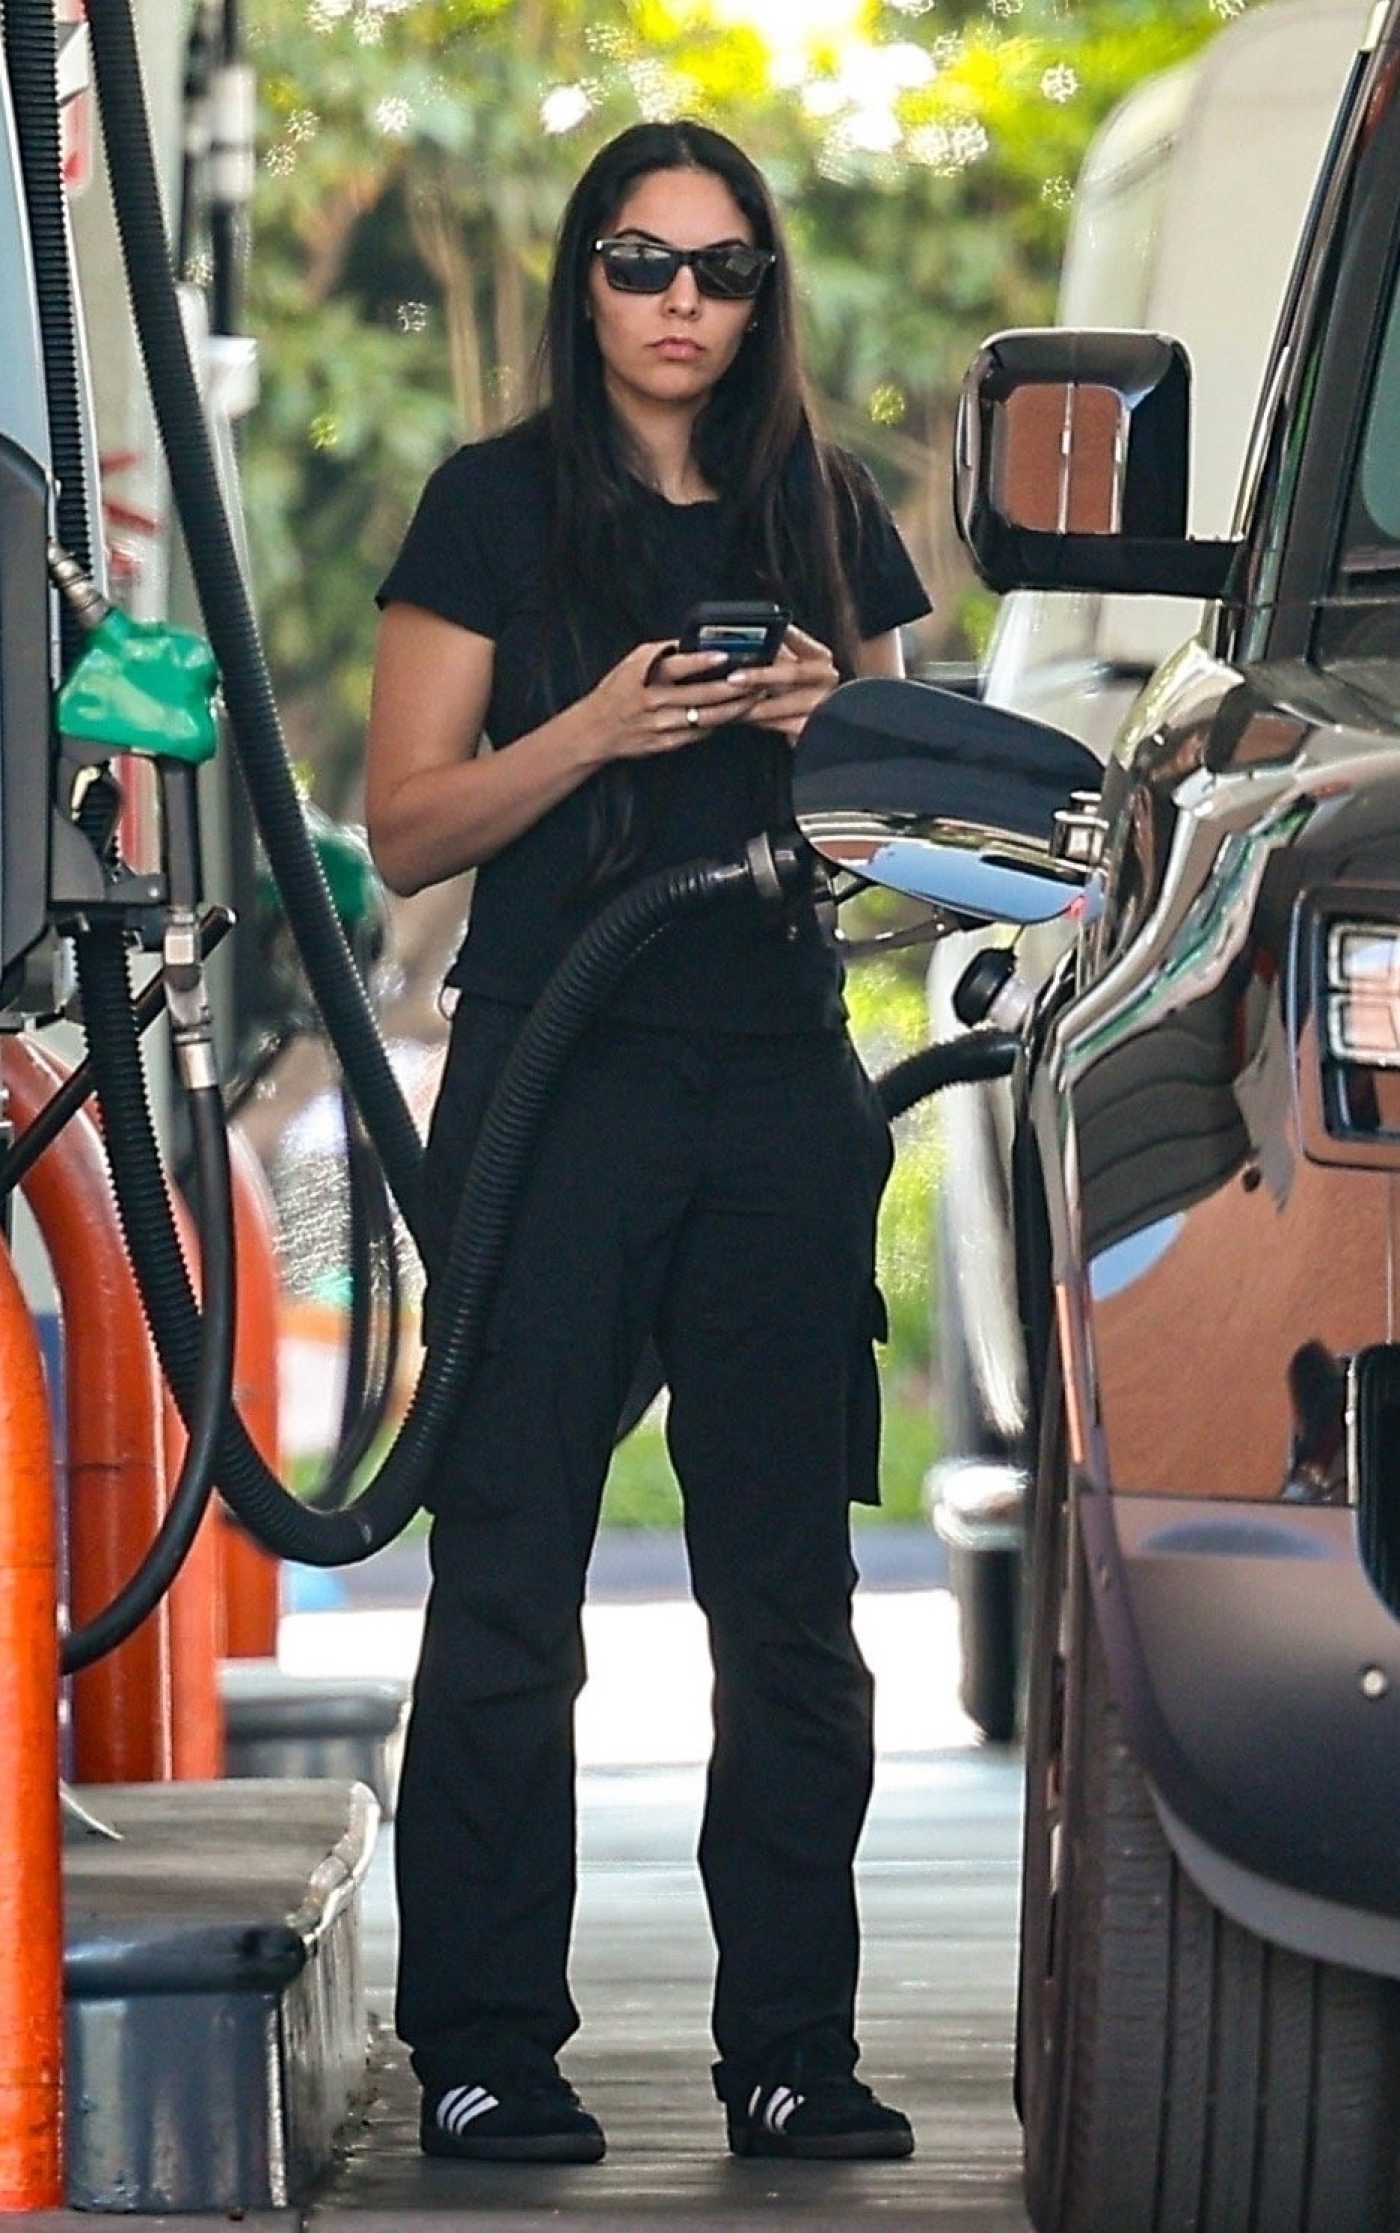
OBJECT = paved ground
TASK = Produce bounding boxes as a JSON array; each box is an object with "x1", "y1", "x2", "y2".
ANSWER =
[
  {"x1": 31, "y1": 1572, "x2": 1035, "y2": 2229},
  {"x1": 302, "y1": 1570, "x2": 1034, "y2": 2223},
  {"x1": 324, "y1": 1746, "x2": 1030, "y2": 2228}
]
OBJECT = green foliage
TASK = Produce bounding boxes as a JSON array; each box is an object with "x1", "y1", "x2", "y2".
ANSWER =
[
  {"x1": 599, "y1": 1413, "x2": 684, "y2": 1530},
  {"x1": 859, "y1": 1380, "x2": 938, "y2": 1527},
  {"x1": 241, "y1": 0, "x2": 1223, "y2": 805},
  {"x1": 845, "y1": 956, "x2": 943, "y2": 1371},
  {"x1": 955, "y1": 582, "x2": 1000, "y2": 659}
]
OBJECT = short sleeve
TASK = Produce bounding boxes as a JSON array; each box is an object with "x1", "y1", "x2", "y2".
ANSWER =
[
  {"x1": 837, "y1": 453, "x2": 933, "y2": 640},
  {"x1": 374, "y1": 450, "x2": 502, "y2": 639}
]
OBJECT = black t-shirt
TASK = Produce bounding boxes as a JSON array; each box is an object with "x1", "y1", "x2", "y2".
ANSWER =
[{"x1": 374, "y1": 418, "x2": 931, "y2": 1031}]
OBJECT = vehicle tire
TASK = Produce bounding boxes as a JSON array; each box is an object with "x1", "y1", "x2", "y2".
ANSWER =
[
  {"x1": 1019, "y1": 1372, "x2": 1400, "y2": 2233},
  {"x1": 950, "y1": 1539, "x2": 1018, "y2": 1744}
]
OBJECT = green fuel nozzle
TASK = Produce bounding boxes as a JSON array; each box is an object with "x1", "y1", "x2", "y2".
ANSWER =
[{"x1": 49, "y1": 542, "x2": 220, "y2": 766}]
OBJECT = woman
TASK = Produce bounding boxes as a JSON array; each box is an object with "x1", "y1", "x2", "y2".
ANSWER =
[{"x1": 367, "y1": 117, "x2": 931, "y2": 2168}]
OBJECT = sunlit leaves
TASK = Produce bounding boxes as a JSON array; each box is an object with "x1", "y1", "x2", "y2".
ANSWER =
[{"x1": 242, "y1": 0, "x2": 1222, "y2": 804}]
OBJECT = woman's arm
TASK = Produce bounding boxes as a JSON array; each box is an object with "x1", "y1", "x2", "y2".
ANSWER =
[
  {"x1": 366, "y1": 604, "x2": 760, "y2": 896},
  {"x1": 365, "y1": 605, "x2": 613, "y2": 896}
]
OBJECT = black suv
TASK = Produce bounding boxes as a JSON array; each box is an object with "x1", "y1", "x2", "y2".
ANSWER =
[{"x1": 794, "y1": 7, "x2": 1400, "y2": 2225}]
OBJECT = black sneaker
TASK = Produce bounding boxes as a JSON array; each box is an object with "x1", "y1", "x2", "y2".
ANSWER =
[
  {"x1": 715, "y1": 2040, "x2": 914, "y2": 2161},
  {"x1": 419, "y1": 2068, "x2": 605, "y2": 2163}
]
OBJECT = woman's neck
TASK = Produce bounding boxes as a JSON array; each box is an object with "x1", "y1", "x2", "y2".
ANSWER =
[{"x1": 604, "y1": 377, "x2": 714, "y2": 504}]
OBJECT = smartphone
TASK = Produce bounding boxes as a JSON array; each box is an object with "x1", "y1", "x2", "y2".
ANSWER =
[{"x1": 677, "y1": 601, "x2": 789, "y2": 674}]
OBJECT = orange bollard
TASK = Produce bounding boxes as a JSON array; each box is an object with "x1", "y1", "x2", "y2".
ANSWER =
[
  {"x1": 162, "y1": 1186, "x2": 226, "y2": 1780},
  {"x1": 0, "y1": 1228, "x2": 64, "y2": 2210},
  {"x1": 221, "y1": 1128, "x2": 282, "y2": 1661},
  {"x1": 6, "y1": 1038, "x2": 172, "y2": 1784},
  {"x1": 27, "y1": 1042, "x2": 225, "y2": 1779}
]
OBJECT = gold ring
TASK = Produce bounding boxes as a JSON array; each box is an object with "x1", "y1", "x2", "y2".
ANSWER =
[{"x1": 685, "y1": 705, "x2": 700, "y2": 728}]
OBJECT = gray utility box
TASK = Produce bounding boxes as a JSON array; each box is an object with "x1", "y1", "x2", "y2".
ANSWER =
[
  {"x1": 64, "y1": 1778, "x2": 378, "y2": 2212},
  {"x1": 220, "y1": 1661, "x2": 410, "y2": 1819}
]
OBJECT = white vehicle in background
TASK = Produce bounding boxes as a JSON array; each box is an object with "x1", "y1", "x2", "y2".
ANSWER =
[{"x1": 926, "y1": 0, "x2": 1370, "y2": 1739}]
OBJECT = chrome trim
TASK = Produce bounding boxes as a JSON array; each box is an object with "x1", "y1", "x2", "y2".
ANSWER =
[
  {"x1": 1033, "y1": 644, "x2": 1400, "y2": 1476},
  {"x1": 928, "y1": 1457, "x2": 1025, "y2": 1554}
]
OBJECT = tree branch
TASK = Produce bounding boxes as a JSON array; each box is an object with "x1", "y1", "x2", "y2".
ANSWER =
[
  {"x1": 300, "y1": 166, "x2": 393, "y2": 306},
  {"x1": 407, "y1": 184, "x2": 485, "y2": 437}
]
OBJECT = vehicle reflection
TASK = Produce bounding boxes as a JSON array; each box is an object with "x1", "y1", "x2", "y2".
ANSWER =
[{"x1": 1079, "y1": 944, "x2": 1392, "y2": 1503}]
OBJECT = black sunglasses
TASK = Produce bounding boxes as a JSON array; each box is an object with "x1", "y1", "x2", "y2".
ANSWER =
[{"x1": 592, "y1": 235, "x2": 775, "y2": 301}]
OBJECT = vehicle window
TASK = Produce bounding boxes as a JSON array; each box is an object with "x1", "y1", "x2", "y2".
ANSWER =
[
  {"x1": 1316, "y1": 66, "x2": 1400, "y2": 692},
  {"x1": 1357, "y1": 282, "x2": 1400, "y2": 540},
  {"x1": 1235, "y1": 312, "x2": 1329, "y2": 664},
  {"x1": 1315, "y1": 230, "x2": 1400, "y2": 694},
  {"x1": 1227, "y1": 47, "x2": 1369, "y2": 669}
]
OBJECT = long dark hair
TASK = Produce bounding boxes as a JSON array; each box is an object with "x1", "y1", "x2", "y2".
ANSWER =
[{"x1": 527, "y1": 119, "x2": 866, "y2": 888}]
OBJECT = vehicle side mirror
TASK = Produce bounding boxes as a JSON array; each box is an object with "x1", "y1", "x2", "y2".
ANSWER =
[
  {"x1": 954, "y1": 329, "x2": 1238, "y2": 601},
  {"x1": 793, "y1": 677, "x2": 1104, "y2": 928}
]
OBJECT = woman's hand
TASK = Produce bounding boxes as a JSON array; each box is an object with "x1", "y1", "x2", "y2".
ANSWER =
[
  {"x1": 738, "y1": 625, "x2": 840, "y2": 744},
  {"x1": 585, "y1": 641, "x2": 764, "y2": 761}
]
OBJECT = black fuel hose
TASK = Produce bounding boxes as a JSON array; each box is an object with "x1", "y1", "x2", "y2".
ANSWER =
[
  {"x1": 79, "y1": 851, "x2": 758, "y2": 1565},
  {"x1": 4, "y1": 0, "x2": 94, "y2": 676},
  {"x1": 876, "y1": 1030, "x2": 1017, "y2": 1121},
  {"x1": 210, "y1": 0, "x2": 246, "y2": 344},
  {"x1": 61, "y1": 1071, "x2": 235, "y2": 1673},
  {"x1": 82, "y1": 0, "x2": 425, "y2": 1247}
]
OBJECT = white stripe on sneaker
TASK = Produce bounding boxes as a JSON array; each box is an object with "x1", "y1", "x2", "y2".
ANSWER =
[
  {"x1": 436, "y1": 2086, "x2": 476, "y2": 2128},
  {"x1": 773, "y1": 2093, "x2": 802, "y2": 2131},
  {"x1": 763, "y1": 2087, "x2": 792, "y2": 2134},
  {"x1": 452, "y1": 2092, "x2": 499, "y2": 2131},
  {"x1": 441, "y1": 2088, "x2": 486, "y2": 2133},
  {"x1": 446, "y1": 2089, "x2": 488, "y2": 2134},
  {"x1": 748, "y1": 2085, "x2": 763, "y2": 2118}
]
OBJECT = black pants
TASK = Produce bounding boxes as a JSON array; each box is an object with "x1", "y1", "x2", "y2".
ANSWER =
[{"x1": 395, "y1": 997, "x2": 894, "y2": 2089}]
